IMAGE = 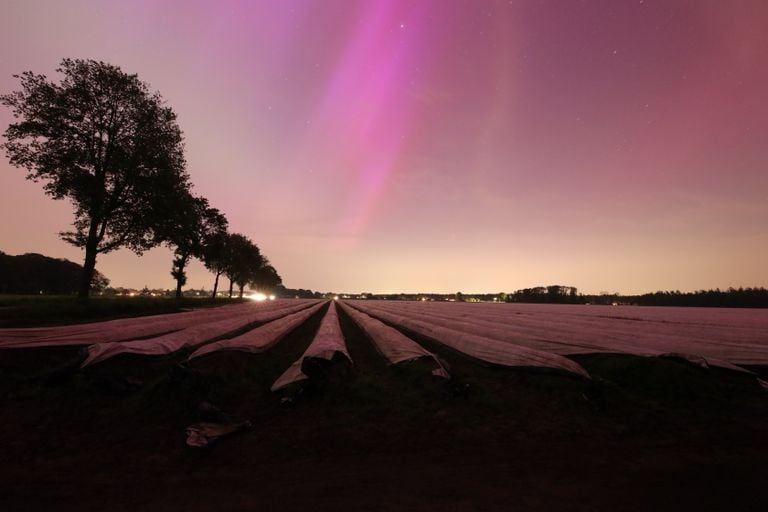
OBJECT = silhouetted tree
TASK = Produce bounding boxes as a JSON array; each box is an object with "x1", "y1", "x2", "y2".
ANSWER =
[
  {"x1": 156, "y1": 192, "x2": 228, "y2": 298},
  {"x1": 277, "y1": 286, "x2": 318, "y2": 299},
  {"x1": 222, "y1": 233, "x2": 264, "y2": 299},
  {"x1": 249, "y1": 259, "x2": 282, "y2": 294},
  {"x1": 1, "y1": 59, "x2": 188, "y2": 299},
  {"x1": 202, "y1": 230, "x2": 231, "y2": 298},
  {"x1": 90, "y1": 270, "x2": 111, "y2": 294},
  {"x1": 508, "y1": 285, "x2": 581, "y2": 304}
]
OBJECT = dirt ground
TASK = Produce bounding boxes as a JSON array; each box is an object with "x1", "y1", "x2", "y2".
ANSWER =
[{"x1": 2, "y1": 304, "x2": 767, "y2": 511}]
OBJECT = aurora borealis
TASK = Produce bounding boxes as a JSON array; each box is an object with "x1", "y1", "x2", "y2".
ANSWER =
[{"x1": 1, "y1": 0, "x2": 767, "y2": 293}]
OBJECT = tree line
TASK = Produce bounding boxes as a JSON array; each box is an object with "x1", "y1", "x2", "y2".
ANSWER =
[
  {"x1": 506, "y1": 285, "x2": 580, "y2": 304},
  {"x1": 0, "y1": 251, "x2": 109, "y2": 295},
  {"x1": 1, "y1": 59, "x2": 280, "y2": 299},
  {"x1": 623, "y1": 288, "x2": 768, "y2": 308},
  {"x1": 342, "y1": 286, "x2": 768, "y2": 308}
]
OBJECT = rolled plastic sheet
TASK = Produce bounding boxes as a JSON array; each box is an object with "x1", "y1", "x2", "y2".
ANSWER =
[
  {"x1": 0, "y1": 302, "x2": 255, "y2": 348},
  {"x1": 339, "y1": 301, "x2": 449, "y2": 378},
  {"x1": 188, "y1": 302, "x2": 326, "y2": 360},
  {"x1": 346, "y1": 301, "x2": 590, "y2": 379},
  {"x1": 271, "y1": 301, "x2": 351, "y2": 391},
  {"x1": 356, "y1": 301, "x2": 768, "y2": 368},
  {"x1": 81, "y1": 300, "x2": 321, "y2": 366}
]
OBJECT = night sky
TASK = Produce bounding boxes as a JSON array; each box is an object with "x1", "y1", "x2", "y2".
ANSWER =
[{"x1": 1, "y1": 0, "x2": 767, "y2": 294}]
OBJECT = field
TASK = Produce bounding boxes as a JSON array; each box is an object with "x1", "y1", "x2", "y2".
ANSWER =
[
  {"x1": 1, "y1": 300, "x2": 767, "y2": 511},
  {"x1": 0, "y1": 294, "x2": 244, "y2": 328}
]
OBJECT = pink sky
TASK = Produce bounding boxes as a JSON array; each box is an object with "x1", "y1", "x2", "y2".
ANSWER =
[{"x1": 1, "y1": 0, "x2": 767, "y2": 294}]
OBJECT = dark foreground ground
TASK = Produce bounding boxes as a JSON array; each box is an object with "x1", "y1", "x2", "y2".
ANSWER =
[{"x1": 2, "y1": 302, "x2": 767, "y2": 511}]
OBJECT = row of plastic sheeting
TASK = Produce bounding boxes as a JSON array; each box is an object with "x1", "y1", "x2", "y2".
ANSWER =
[
  {"x1": 271, "y1": 301, "x2": 351, "y2": 391},
  {"x1": 188, "y1": 302, "x2": 326, "y2": 360},
  {"x1": 403, "y1": 302, "x2": 768, "y2": 364},
  {"x1": 1, "y1": 299, "x2": 453, "y2": 389},
  {"x1": 344, "y1": 302, "x2": 590, "y2": 378},
  {"x1": 0, "y1": 302, "x2": 255, "y2": 348},
  {"x1": 345, "y1": 300, "x2": 768, "y2": 373},
  {"x1": 338, "y1": 302, "x2": 450, "y2": 378},
  {"x1": 81, "y1": 300, "x2": 321, "y2": 366}
]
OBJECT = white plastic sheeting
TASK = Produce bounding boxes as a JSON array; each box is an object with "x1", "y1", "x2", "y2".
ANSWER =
[
  {"x1": 357, "y1": 302, "x2": 622, "y2": 355},
  {"x1": 0, "y1": 302, "x2": 255, "y2": 349},
  {"x1": 354, "y1": 301, "x2": 768, "y2": 369},
  {"x1": 339, "y1": 302, "x2": 449, "y2": 378},
  {"x1": 81, "y1": 300, "x2": 321, "y2": 366},
  {"x1": 271, "y1": 301, "x2": 351, "y2": 391},
  {"x1": 345, "y1": 301, "x2": 590, "y2": 379},
  {"x1": 188, "y1": 302, "x2": 326, "y2": 360}
]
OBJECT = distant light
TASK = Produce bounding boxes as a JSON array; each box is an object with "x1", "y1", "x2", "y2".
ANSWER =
[
  {"x1": 249, "y1": 292, "x2": 268, "y2": 301},
  {"x1": 334, "y1": 296, "x2": 339, "y2": 300},
  {"x1": 268, "y1": 295, "x2": 276, "y2": 301}
]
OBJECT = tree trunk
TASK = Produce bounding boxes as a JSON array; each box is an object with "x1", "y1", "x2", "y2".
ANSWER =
[
  {"x1": 78, "y1": 248, "x2": 98, "y2": 300},
  {"x1": 228, "y1": 279, "x2": 234, "y2": 299},
  {"x1": 172, "y1": 253, "x2": 189, "y2": 300},
  {"x1": 78, "y1": 224, "x2": 100, "y2": 300},
  {"x1": 238, "y1": 284, "x2": 244, "y2": 299},
  {"x1": 211, "y1": 271, "x2": 221, "y2": 299}
]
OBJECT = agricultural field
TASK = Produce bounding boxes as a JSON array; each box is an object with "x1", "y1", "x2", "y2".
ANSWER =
[
  {"x1": 0, "y1": 294, "x2": 244, "y2": 328},
  {"x1": 1, "y1": 299, "x2": 767, "y2": 511}
]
